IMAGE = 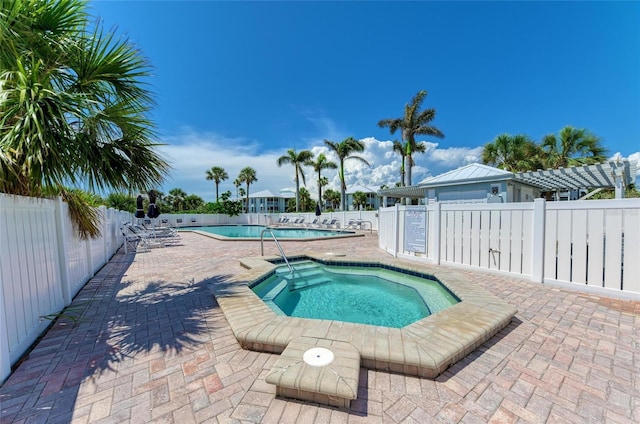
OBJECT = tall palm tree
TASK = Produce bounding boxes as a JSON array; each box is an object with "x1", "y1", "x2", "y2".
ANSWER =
[
  {"x1": 540, "y1": 126, "x2": 607, "y2": 169},
  {"x1": 205, "y1": 166, "x2": 228, "y2": 202},
  {"x1": 482, "y1": 134, "x2": 543, "y2": 172},
  {"x1": 324, "y1": 137, "x2": 370, "y2": 210},
  {"x1": 378, "y1": 90, "x2": 444, "y2": 188},
  {"x1": 392, "y1": 139, "x2": 427, "y2": 186},
  {"x1": 238, "y1": 167, "x2": 257, "y2": 213},
  {"x1": 392, "y1": 140, "x2": 407, "y2": 187},
  {"x1": 308, "y1": 153, "x2": 337, "y2": 209},
  {"x1": 277, "y1": 148, "x2": 313, "y2": 212},
  {"x1": 233, "y1": 178, "x2": 241, "y2": 199},
  {"x1": 0, "y1": 0, "x2": 169, "y2": 238}
]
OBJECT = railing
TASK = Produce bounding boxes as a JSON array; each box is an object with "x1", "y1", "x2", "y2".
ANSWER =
[{"x1": 260, "y1": 228, "x2": 293, "y2": 273}]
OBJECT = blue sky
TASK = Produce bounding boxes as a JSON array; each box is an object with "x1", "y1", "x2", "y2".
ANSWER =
[{"x1": 90, "y1": 1, "x2": 640, "y2": 201}]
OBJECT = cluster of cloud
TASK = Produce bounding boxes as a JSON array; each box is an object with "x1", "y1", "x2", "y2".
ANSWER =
[
  {"x1": 157, "y1": 128, "x2": 639, "y2": 202},
  {"x1": 157, "y1": 130, "x2": 485, "y2": 202}
]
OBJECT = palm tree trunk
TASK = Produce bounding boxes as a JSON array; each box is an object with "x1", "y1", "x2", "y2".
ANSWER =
[
  {"x1": 317, "y1": 170, "x2": 322, "y2": 211},
  {"x1": 295, "y1": 173, "x2": 300, "y2": 212},
  {"x1": 245, "y1": 184, "x2": 250, "y2": 213}
]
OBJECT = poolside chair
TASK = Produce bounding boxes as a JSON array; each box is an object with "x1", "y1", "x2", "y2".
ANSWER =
[
  {"x1": 120, "y1": 222, "x2": 150, "y2": 252},
  {"x1": 319, "y1": 218, "x2": 329, "y2": 227},
  {"x1": 307, "y1": 218, "x2": 319, "y2": 227},
  {"x1": 126, "y1": 223, "x2": 181, "y2": 248},
  {"x1": 344, "y1": 219, "x2": 356, "y2": 229},
  {"x1": 295, "y1": 218, "x2": 305, "y2": 226}
]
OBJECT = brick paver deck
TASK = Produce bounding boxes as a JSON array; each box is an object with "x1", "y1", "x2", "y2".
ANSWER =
[{"x1": 1, "y1": 231, "x2": 639, "y2": 423}]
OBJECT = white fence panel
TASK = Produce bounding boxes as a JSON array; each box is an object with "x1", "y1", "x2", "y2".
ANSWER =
[
  {"x1": 586, "y1": 208, "x2": 605, "y2": 287},
  {"x1": 556, "y1": 209, "x2": 573, "y2": 282},
  {"x1": 1, "y1": 194, "x2": 127, "y2": 383},
  {"x1": 377, "y1": 198, "x2": 639, "y2": 299},
  {"x1": 510, "y1": 210, "x2": 523, "y2": 274},
  {"x1": 378, "y1": 207, "x2": 397, "y2": 255},
  {"x1": 0, "y1": 195, "x2": 64, "y2": 366},
  {"x1": 571, "y1": 210, "x2": 588, "y2": 284},
  {"x1": 58, "y1": 201, "x2": 91, "y2": 300},
  {"x1": 470, "y1": 210, "x2": 481, "y2": 267},
  {"x1": 622, "y1": 208, "x2": 640, "y2": 293},
  {"x1": 603, "y1": 209, "x2": 623, "y2": 290}
]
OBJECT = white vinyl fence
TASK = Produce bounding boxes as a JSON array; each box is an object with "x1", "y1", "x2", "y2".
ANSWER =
[
  {"x1": 379, "y1": 198, "x2": 640, "y2": 300},
  {"x1": 161, "y1": 210, "x2": 379, "y2": 231},
  {"x1": 0, "y1": 194, "x2": 130, "y2": 383}
]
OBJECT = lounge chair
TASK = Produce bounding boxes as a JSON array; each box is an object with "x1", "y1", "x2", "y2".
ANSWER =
[
  {"x1": 124, "y1": 222, "x2": 181, "y2": 249},
  {"x1": 323, "y1": 219, "x2": 338, "y2": 228},
  {"x1": 307, "y1": 218, "x2": 319, "y2": 227},
  {"x1": 344, "y1": 219, "x2": 357, "y2": 230}
]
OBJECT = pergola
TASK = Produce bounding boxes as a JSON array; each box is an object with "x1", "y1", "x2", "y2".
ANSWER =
[
  {"x1": 378, "y1": 160, "x2": 637, "y2": 201},
  {"x1": 513, "y1": 160, "x2": 637, "y2": 197}
]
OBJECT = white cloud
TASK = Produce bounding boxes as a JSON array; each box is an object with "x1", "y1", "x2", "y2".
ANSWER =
[
  {"x1": 156, "y1": 130, "x2": 487, "y2": 202},
  {"x1": 611, "y1": 151, "x2": 640, "y2": 186}
]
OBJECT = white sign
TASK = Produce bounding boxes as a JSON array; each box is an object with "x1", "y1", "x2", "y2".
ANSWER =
[{"x1": 404, "y1": 207, "x2": 426, "y2": 253}]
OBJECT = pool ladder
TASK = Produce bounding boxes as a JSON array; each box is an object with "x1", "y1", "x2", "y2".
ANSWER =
[{"x1": 260, "y1": 228, "x2": 294, "y2": 273}]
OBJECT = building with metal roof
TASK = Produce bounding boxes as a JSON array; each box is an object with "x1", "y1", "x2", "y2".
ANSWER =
[{"x1": 379, "y1": 160, "x2": 637, "y2": 205}]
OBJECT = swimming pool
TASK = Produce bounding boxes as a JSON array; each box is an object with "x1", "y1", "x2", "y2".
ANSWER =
[
  {"x1": 251, "y1": 260, "x2": 459, "y2": 328},
  {"x1": 186, "y1": 225, "x2": 358, "y2": 240}
]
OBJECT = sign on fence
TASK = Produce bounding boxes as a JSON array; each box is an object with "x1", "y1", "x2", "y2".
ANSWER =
[{"x1": 403, "y1": 207, "x2": 426, "y2": 253}]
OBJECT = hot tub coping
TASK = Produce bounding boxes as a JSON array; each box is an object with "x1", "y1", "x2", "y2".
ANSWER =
[{"x1": 214, "y1": 253, "x2": 517, "y2": 379}]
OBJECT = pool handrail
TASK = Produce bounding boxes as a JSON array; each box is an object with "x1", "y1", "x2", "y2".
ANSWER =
[{"x1": 260, "y1": 228, "x2": 293, "y2": 273}]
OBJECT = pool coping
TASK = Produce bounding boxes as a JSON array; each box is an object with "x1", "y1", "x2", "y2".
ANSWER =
[
  {"x1": 181, "y1": 226, "x2": 365, "y2": 242},
  {"x1": 213, "y1": 252, "x2": 518, "y2": 379}
]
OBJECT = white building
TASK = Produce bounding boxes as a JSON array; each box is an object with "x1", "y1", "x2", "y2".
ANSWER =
[
  {"x1": 238, "y1": 189, "x2": 294, "y2": 213},
  {"x1": 379, "y1": 161, "x2": 637, "y2": 205},
  {"x1": 345, "y1": 184, "x2": 383, "y2": 210}
]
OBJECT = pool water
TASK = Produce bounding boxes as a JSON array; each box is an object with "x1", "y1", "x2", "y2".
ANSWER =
[
  {"x1": 251, "y1": 260, "x2": 459, "y2": 328},
  {"x1": 188, "y1": 225, "x2": 350, "y2": 239}
]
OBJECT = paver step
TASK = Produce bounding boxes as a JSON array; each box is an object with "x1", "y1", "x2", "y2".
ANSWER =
[{"x1": 265, "y1": 336, "x2": 360, "y2": 410}]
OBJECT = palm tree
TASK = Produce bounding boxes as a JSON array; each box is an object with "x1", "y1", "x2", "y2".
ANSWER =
[
  {"x1": 277, "y1": 148, "x2": 313, "y2": 212},
  {"x1": 167, "y1": 188, "x2": 187, "y2": 212},
  {"x1": 378, "y1": 90, "x2": 444, "y2": 188},
  {"x1": 352, "y1": 191, "x2": 368, "y2": 210},
  {"x1": 392, "y1": 139, "x2": 427, "y2": 186},
  {"x1": 105, "y1": 193, "x2": 136, "y2": 213},
  {"x1": 233, "y1": 178, "x2": 241, "y2": 199},
  {"x1": 392, "y1": 140, "x2": 407, "y2": 187},
  {"x1": 205, "y1": 166, "x2": 228, "y2": 202},
  {"x1": 482, "y1": 134, "x2": 543, "y2": 172},
  {"x1": 0, "y1": 0, "x2": 170, "y2": 238},
  {"x1": 324, "y1": 137, "x2": 370, "y2": 210},
  {"x1": 238, "y1": 167, "x2": 257, "y2": 213},
  {"x1": 540, "y1": 126, "x2": 607, "y2": 169},
  {"x1": 323, "y1": 189, "x2": 341, "y2": 210},
  {"x1": 308, "y1": 153, "x2": 337, "y2": 209}
]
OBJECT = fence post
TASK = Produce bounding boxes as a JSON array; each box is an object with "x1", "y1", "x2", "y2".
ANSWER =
[
  {"x1": 393, "y1": 204, "x2": 400, "y2": 257},
  {"x1": 532, "y1": 198, "x2": 546, "y2": 283},
  {"x1": 433, "y1": 202, "x2": 442, "y2": 265},
  {"x1": 55, "y1": 197, "x2": 73, "y2": 305},
  {"x1": 0, "y1": 196, "x2": 11, "y2": 383}
]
